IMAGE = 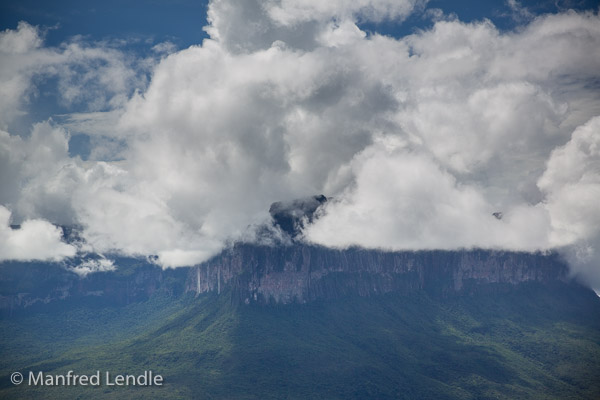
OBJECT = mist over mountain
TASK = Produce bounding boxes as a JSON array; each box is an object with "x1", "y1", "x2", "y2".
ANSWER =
[
  {"x1": 1, "y1": 0, "x2": 600, "y2": 287},
  {"x1": 1, "y1": 199, "x2": 599, "y2": 399},
  {"x1": 0, "y1": 196, "x2": 578, "y2": 310}
]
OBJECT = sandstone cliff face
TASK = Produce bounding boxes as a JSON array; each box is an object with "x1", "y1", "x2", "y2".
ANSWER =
[
  {"x1": 0, "y1": 245, "x2": 570, "y2": 312},
  {"x1": 186, "y1": 244, "x2": 569, "y2": 304}
]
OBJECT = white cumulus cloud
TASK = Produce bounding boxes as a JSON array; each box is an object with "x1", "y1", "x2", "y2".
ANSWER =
[
  {"x1": 0, "y1": 1, "x2": 599, "y2": 285},
  {"x1": 0, "y1": 205, "x2": 76, "y2": 262}
]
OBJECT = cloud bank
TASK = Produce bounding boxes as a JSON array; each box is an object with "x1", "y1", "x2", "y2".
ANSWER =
[{"x1": 0, "y1": 2, "x2": 599, "y2": 287}]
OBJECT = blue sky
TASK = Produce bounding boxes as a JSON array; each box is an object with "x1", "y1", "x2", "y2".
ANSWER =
[
  {"x1": 0, "y1": 0, "x2": 210, "y2": 49},
  {"x1": 3, "y1": 0, "x2": 598, "y2": 48}
]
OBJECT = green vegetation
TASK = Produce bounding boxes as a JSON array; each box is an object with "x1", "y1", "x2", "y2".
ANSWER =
[{"x1": 1, "y1": 283, "x2": 599, "y2": 399}]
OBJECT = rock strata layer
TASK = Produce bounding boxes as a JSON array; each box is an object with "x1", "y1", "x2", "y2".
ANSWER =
[{"x1": 187, "y1": 244, "x2": 568, "y2": 304}]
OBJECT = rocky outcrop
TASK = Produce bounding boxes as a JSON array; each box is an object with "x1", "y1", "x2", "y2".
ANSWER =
[
  {"x1": 187, "y1": 244, "x2": 569, "y2": 304},
  {"x1": 269, "y1": 195, "x2": 327, "y2": 237}
]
